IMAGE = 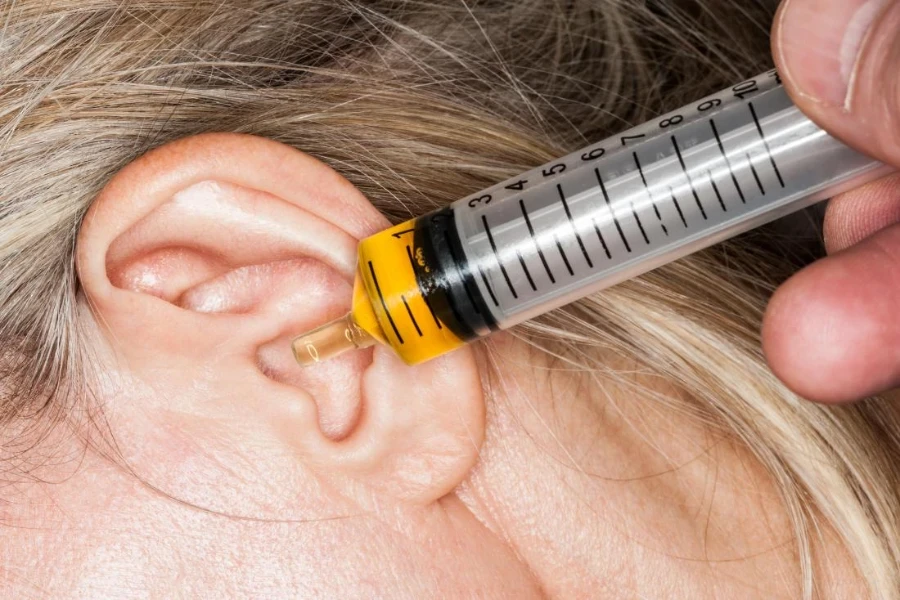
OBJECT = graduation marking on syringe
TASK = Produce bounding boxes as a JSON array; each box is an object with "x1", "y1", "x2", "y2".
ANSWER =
[
  {"x1": 748, "y1": 101, "x2": 786, "y2": 188},
  {"x1": 481, "y1": 215, "x2": 518, "y2": 299},
  {"x1": 746, "y1": 153, "x2": 766, "y2": 195},
  {"x1": 595, "y1": 168, "x2": 631, "y2": 253},
  {"x1": 668, "y1": 186, "x2": 688, "y2": 228},
  {"x1": 633, "y1": 151, "x2": 669, "y2": 236},
  {"x1": 556, "y1": 183, "x2": 594, "y2": 267},
  {"x1": 671, "y1": 135, "x2": 707, "y2": 220},
  {"x1": 519, "y1": 199, "x2": 556, "y2": 284},
  {"x1": 710, "y1": 118, "x2": 746, "y2": 203},
  {"x1": 368, "y1": 260, "x2": 403, "y2": 344}
]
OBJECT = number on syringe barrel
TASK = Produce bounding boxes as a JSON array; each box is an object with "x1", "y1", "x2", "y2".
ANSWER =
[
  {"x1": 659, "y1": 115, "x2": 684, "y2": 128},
  {"x1": 581, "y1": 147, "x2": 606, "y2": 161},
  {"x1": 465, "y1": 69, "x2": 780, "y2": 209},
  {"x1": 542, "y1": 163, "x2": 566, "y2": 177},
  {"x1": 468, "y1": 193, "x2": 492, "y2": 208},
  {"x1": 391, "y1": 227, "x2": 416, "y2": 239},
  {"x1": 732, "y1": 79, "x2": 759, "y2": 100}
]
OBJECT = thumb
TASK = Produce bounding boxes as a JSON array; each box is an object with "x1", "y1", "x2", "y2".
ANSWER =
[
  {"x1": 772, "y1": 0, "x2": 900, "y2": 164},
  {"x1": 763, "y1": 0, "x2": 900, "y2": 403},
  {"x1": 762, "y1": 221, "x2": 900, "y2": 403}
]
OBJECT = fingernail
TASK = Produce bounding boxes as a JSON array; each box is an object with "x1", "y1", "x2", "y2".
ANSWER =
[{"x1": 777, "y1": 0, "x2": 892, "y2": 108}]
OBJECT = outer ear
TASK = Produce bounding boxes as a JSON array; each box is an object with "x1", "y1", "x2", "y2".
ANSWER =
[{"x1": 76, "y1": 133, "x2": 485, "y2": 507}]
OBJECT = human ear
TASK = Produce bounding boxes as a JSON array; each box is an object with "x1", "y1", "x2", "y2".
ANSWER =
[{"x1": 75, "y1": 133, "x2": 485, "y2": 507}]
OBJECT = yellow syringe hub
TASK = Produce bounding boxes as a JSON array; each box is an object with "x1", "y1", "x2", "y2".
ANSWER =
[{"x1": 292, "y1": 218, "x2": 470, "y2": 366}]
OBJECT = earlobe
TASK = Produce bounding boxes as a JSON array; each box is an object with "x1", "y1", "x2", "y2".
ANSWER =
[{"x1": 76, "y1": 133, "x2": 485, "y2": 509}]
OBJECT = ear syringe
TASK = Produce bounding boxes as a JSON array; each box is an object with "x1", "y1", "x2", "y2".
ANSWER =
[{"x1": 292, "y1": 69, "x2": 891, "y2": 367}]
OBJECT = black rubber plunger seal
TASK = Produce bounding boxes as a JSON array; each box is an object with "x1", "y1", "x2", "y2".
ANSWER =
[{"x1": 411, "y1": 207, "x2": 497, "y2": 341}]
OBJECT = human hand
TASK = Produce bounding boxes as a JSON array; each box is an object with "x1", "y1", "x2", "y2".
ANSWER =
[{"x1": 763, "y1": 0, "x2": 900, "y2": 403}]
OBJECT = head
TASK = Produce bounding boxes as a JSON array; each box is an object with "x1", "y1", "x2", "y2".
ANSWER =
[{"x1": 2, "y1": 1, "x2": 900, "y2": 598}]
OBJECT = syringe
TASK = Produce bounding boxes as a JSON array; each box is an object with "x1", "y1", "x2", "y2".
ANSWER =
[{"x1": 292, "y1": 69, "x2": 892, "y2": 367}]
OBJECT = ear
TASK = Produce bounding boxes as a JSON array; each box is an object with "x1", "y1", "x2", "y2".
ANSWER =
[{"x1": 76, "y1": 133, "x2": 485, "y2": 506}]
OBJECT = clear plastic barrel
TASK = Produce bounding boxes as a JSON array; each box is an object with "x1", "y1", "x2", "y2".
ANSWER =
[{"x1": 452, "y1": 70, "x2": 890, "y2": 328}]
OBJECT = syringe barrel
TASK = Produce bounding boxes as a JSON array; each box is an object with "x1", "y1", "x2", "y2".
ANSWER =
[{"x1": 355, "y1": 70, "x2": 890, "y2": 365}]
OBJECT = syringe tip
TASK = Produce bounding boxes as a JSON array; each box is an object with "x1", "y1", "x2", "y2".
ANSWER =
[{"x1": 291, "y1": 312, "x2": 376, "y2": 367}]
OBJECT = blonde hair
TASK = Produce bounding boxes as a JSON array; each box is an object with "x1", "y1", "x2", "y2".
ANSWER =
[{"x1": 1, "y1": 1, "x2": 899, "y2": 597}]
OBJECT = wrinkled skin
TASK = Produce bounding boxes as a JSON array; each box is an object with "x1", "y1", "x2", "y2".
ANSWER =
[{"x1": 5, "y1": 0, "x2": 897, "y2": 595}]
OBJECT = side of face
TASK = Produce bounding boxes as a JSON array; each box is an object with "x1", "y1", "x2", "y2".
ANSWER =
[
  {"x1": 0, "y1": 132, "x2": 543, "y2": 597},
  {"x1": 1, "y1": 133, "x2": 862, "y2": 599}
]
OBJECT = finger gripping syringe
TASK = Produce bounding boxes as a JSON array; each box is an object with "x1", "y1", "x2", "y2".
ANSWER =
[{"x1": 292, "y1": 69, "x2": 891, "y2": 367}]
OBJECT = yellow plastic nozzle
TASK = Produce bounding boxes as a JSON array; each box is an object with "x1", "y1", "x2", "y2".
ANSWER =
[{"x1": 293, "y1": 218, "x2": 466, "y2": 367}]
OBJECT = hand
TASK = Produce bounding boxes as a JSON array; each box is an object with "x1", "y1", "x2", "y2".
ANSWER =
[{"x1": 763, "y1": 0, "x2": 900, "y2": 403}]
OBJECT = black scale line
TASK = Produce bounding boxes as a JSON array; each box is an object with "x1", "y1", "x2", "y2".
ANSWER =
[
  {"x1": 400, "y1": 295, "x2": 423, "y2": 337},
  {"x1": 747, "y1": 153, "x2": 766, "y2": 195},
  {"x1": 554, "y1": 234, "x2": 575, "y2": 276},
  {"x1": 633, "y1": 204, "x2": 650, "y2": 244},
  {"x1": 707, "y1": 170, "x2": 727, "y2": 212},
  {"x1": 668, "y1": 186, "x2": 688, "y2": 228},
  {"x1": 748, "y1": 102, "x2": 786, "y2": 188},
  {"x1": 444, "y1": 230, "x2": 481, "y2": 314},
  {"x1": 367, "y1": 260, "x2": 403, "y2": 344},
  {"x1": 633, "y1": 152, "x2": 669, "y2": 237},
  {"x1": 519, "y1": 199, "x2": 556, "y2": 284},
  {"x1": 556, "y1": 183, "x2": 594, "y2": 268},
  {"x1": 591, "y1": 218, "x2": 613, "y2": 259},
  {"x1": 594, "y1": 169, "x2": 631, "y2": 253},
  {"x1": 622, "y1": 159, "x2": 649, "y2": 245},
  {"x1": 481, "y1": 215, "x2": 518, "y2": 299},
  {"x1": 516, "y1": 250, "x2": 538, "y2": 291},
  {"x1": 671, "y1": 135, "x2": 707, "y2": 220},
  {"x1": 406, "y1": 245, "x2": 443, "y2": 329},
  {"x1": 477, "y1": 266, "x2": 500, "y2": 307},
  {"x1": 710, "y1": 118, "x2": 746, "y2": 203}
]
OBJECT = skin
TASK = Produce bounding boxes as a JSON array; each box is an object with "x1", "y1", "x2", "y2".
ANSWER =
[
  {"x1": 763, "y1": 0, "x2": 900, "y2": 403},
  {"x1": 0, "y1": 0, "x2": 892, "y2": 594},
  {"x1": 0, "y1": 134, "x2": 861, "y2": 598}
]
